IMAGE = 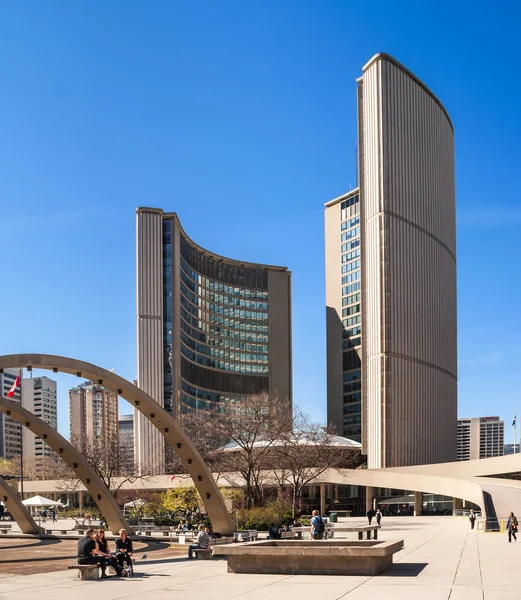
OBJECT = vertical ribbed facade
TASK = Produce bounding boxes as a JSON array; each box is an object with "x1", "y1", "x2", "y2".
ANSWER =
[
  {"x1": 136, "y1": 209, "x2": 165, "y2": 474},
  {"x1": 360, "y1": 54, "x2": 457, "y2": 468}
]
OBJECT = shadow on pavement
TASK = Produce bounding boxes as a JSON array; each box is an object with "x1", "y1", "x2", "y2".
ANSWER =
[
  {"x1": 381, "y1": 563, "x2": 428, "y2": 577},
  {"x1": 0, "y1": 538, "x2": 63, "y2": 551}
]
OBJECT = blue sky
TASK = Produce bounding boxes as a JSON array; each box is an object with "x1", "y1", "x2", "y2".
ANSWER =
[{"x1": 1, "y1": 1, "x2": 520, "y2": 441}]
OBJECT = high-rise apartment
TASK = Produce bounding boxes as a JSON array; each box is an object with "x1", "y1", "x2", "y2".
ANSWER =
[
  {"x1": 136, "y1": 209, "x2": 292, "y2": 474},
  {"x1": 326, "y1": 53, "x2": 457, "y2": 468},
  {"x1": 69, "y1": 382, "x2": 118, "y2": 443},
  {"x1": 118, "y1": 414, "x2": 134, "y2": 469},
  {"x1": 457, "y1": 417, "x2": 504, "y2": 461},
  {"x1": 0, "y1": 368, "x2": 22, "y2": 460},
  {"x1": 21, "y1": 376, "x2": 58, "y2": 474}
]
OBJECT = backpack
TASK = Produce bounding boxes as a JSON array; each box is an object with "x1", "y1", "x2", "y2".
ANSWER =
[{"x1": 314, "y1": 517, "x2": 325, "y2": 534}]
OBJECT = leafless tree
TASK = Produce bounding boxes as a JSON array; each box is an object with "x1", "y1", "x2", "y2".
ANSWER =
[
  {"x1": 270, "y1": 407, "x2": 364, "y2": 515},
  {"x1": 212, "y1": 393, "x2": 292, "y2": 509}
]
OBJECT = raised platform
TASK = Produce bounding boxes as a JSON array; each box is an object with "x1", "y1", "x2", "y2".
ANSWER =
[{"x1": 212, "y1": 539, "x2": 404, "y2": 576}]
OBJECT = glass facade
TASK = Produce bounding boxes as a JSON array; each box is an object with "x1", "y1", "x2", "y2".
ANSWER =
[
  {"x1": 340, "y1": 193, "x2": 362, "y2": 441},
  {"x1": 164, "y1": 228, "x2": 272, "y2": 415}
]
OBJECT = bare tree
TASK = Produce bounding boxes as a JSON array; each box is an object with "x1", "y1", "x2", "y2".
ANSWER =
[
  {"x1": 213, "y1": 393, "x2": 292, "y2": 509},
  {"x1": 70, "y1": 431, "x2": 141, "y2": 494},
  {"x1": 271, "y1": 407, "x2": 364, "y2": 515}
]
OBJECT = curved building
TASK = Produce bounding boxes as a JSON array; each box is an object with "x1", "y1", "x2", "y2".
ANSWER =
[
  {"x1": 326, "y1": 54, "x2": 457, "y2": 468},
  {"x1": 136, "y1": 209, "x2": 292, "y2": 474}
]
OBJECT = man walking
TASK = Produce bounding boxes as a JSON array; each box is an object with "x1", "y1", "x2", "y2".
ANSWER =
[
  {"x1": 469, "y1": 509, "x2": 476, "y2": 530},
  {"x1": 77, "y1": 529, "x2": 122, "y2": 578},
  {"x1": 367, "y1": 508, "x2": 376, "y2": 525}
]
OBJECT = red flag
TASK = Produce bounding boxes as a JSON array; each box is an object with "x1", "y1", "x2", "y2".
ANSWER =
[
  {"x1": 170, "y1": 475, "x2": 176, "y2": 482},
  {"x1": 7, "y1": 375, "x2": 20, "y2": 398}
]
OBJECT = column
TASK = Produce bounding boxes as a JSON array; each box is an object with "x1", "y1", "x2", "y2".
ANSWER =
[
  {"x1": 453, "y1": 498, "x2": 463, "y2": 512},
  {"x1": 320, "y1": 484, "x2": 326, "y2": 516},
  {"x1": 78, "y1": 491, "x2": 84, "y2": 511},
  {"x1": 414, "y1": 491, "x2": 422, "y2": 516},
  {"x1": 365, "y1": 487, "x2": 374, "y2": 513}
]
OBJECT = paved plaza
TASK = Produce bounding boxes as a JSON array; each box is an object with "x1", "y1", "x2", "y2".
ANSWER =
[{"x1": 0, "y1": 516, "x2": 519, "y2": 599}]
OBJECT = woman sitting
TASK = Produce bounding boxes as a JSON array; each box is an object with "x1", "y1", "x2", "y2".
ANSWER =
[
  {"x1": 115, "y1": 528, "x2": 134, "y2": 575},
  {"x1": 95, "y1": 528, "x2": 110, "y2": 555}
]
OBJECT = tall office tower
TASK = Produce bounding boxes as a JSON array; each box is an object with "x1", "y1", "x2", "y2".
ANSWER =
[
  {"x1": 69, "y1": 382, "x2": 118, "y2": 444},
  {"x1": 136, "y1": 208, "x2": 292, "y2": 475},
  {"x1": 457, "y1": 417, "x2": 504, "y2": 461},
  {"x1": 0, "y1": 368, "x2": 22, "y2": 460},
  {"x1": 21, "y1": 376, "x2": 58, "y2": 475},
  {"x1": 118, "y1": 414, "x2": 135, "y2": 470},
  {"x1": 326, "y1": 53, "x2": 457, "y2": 468}
]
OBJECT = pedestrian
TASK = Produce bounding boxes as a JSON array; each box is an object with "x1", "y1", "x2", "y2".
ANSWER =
[
  {"x1": 77, "y1": 529, "x2": 122, "y2": 578},
  {"x1": 367, "y1": 508, "x2": 376, "y2": 525},
  {"x1": 376, "y1": 509, "x2": 382, "y2": 525},
  {"x1": 507, "y1": 512, "x2": 518, "y2": 543},
  {"x1": 50, "y1": 508, "x2": 57, "y2": 523},
  {"x1": 310, "y1": 510, "x2": 325, "y2": 540},
  {"x1": 469, "y1": 509, "x2": 476, "y2": 530}
]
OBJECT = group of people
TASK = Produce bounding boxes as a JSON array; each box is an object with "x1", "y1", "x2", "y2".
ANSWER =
[
  {"x1": 366, "y1": 508, "x2": 382, "y2": 525},
  {"x1": 467, "y1": 508, "x2": 519, "y2": 543},
  {"x1": 40, "y1": 508, "x2": 57, "y2": 523},
  {"x1": 77, "y1": 528, "x2": 134, "y2": 578},
  {"x1": 267, "y1": 519, "x2": 302, "y2": 539}
]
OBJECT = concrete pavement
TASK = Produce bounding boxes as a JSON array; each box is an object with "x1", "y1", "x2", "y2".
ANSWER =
[{"x1": 0, "y1": 516, "x2": 518, "y2": 599}]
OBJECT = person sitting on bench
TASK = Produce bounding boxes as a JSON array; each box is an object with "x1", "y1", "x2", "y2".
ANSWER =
[
  {"x1": 188, "y1": 525, "x2": 211, "y2": 559},
  {"x1": 115, "y1": 528, "x2": 134, "y2": 574},
  {"x1": 77, "y1": 528, "x2": 122, "y2": 578}
]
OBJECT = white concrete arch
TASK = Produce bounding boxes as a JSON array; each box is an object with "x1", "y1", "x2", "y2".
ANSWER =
[
  {"x1": 0, "y1": 476, "x2": 40, "y2": 534},
  {"x1": 0, "y1": 354, "x2": 234, "y2": 535}
]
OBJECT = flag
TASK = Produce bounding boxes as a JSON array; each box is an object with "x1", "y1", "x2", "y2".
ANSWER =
[
  {"x1": 513, "y1": 416, "x2": 517, "y2": 427},
  {"x1": 170, "y1": 475, "x2": 176, "y2": 482},
  {"x1": 7, "y1": 375, "x2": 20, "y2": 398}
]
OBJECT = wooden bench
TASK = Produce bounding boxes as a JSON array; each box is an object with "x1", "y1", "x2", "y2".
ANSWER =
[{"x1": 68, "y1": 564, "x2": 100, "y2": 580}]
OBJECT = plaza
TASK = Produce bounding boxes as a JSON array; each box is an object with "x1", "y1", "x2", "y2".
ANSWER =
[{"x1": 0, "y1": 516, "x2": 519, "y2": 599}]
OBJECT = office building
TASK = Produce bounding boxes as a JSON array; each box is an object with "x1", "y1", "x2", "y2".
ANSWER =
[
  {"x1": 118, "y1": 414, "x2": 134, "y2": 470},
  {"x1": 457, "y1": 417, "x2": 504, "y2": 461},
  {"x1": 136, "y1": 208, "x2": 292, "y2": 474},
  {"x1": 326, "y1": 53, "x2": 457, "y2": 468},
  {"x1": 504, "y1": 443, "x2": 516, "y2": 456},
  {"x1": 21, "y1": 376, "x2": 58, "y2": 475},
  {"x1": 69, "y1": 382, "x2": 118, "y2": 443},
  {"x1": 0, "y1": 368, "x2": 22, "y2": 460}
]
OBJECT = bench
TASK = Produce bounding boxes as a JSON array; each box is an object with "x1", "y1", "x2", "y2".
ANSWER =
[
  {"x1": 68, "y1": 564, "x2": 100, "y2": 580},
  {"x1": 193, "y1": 548, "x2": 213, "y2": 560}
]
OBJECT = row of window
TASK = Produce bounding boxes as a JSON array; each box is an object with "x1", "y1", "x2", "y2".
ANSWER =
[
  {"x1": 342, "y1": 304, "x2": 360, "y2": 318},
  {"x1": 343, "y1": 381, "x2": 362, "y2": 393},
  {"x1": 341, "y1": 238, "x2": 360, "y2": 253},
  {"x1": 343, "y1": 370, "x2": 361, "y2": 382},
  {"x1": 342, "y1": 271, "x2": 360, "y2": 285},
  {"x1": 181, "y1": 345, "x2": 269, "y2": 374},
  {"x1": 343, "y1": 336, "x2": 361, "y2": 349},
  {"x1": 180, "y1": 265, "x2": 269, "y2": 310},
  {"x1": 342, "y1": 292, "x2": 361, "y2": 306},
  {"x1": 343, "y1": 404, "x2": 361, "y2": 415},
  {"x1": 180, "y1": 258, "x2": 268, "y2": 300},
  {"x1": 341, "y1": 260, "x2": 360, "y2": 275},
  {"x1": 343, "y1": 282, "x2": 361, "y2": 296},
  {"x1": 341, "y1": 226, "x2": 360, "y2": 242},
  {"x1": 343, "y1": 415, "x2": 361, "y2": 426},
  {"x1": 342, "y1": 315, "x2": 361, "y2": 328},
  {"x1": 181, "y1": 283, "x2": 268, "y2": 321},
  {"x1": 181, "y1": 305, "x2": 269, "y2": 334},
  {"x1": 340, "y1": 216, "x2": 360, "y2": 231},
  {"x1": 340, "y1": 195, "x2": 359, "y2": 210},
  {"x1": 181, "y1": 332, "x2": 268, "y2": 364},
  {"x1": 181, "y1": 381, "x2": 246, "y2": 404},
  {"x1": 341, "y1": 248, "x2": 360, "y2": 263},
  {"x1": 180, "y1": 315, "x2": 269, "y2": 347},
  {"x1": 344, "y1": 392, "x2": 361, "y2": 404}
]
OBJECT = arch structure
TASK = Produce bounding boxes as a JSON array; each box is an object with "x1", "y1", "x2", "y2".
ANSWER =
[
  {"x1": 0, "y1": 476, "x2": 40, "y2": 534},
  {"x1": 0, "y1": 354, "x2": 234, "y2": 535},
  {"x1": 0, "y1": 395, "x2": 129, "y2": 535}
]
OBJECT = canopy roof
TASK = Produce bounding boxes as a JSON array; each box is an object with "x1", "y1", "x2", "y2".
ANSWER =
[
  {"x1": 22, "y1": 495, "x2": 63, "y2": 507},
  {"x1": 220, "y1": 434, "x2": 362, "y2": 452}
]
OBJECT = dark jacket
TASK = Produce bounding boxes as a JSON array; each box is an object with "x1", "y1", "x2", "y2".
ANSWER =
[{"x1": 507, "y1": 516, "x2": 518, "y2": 532}]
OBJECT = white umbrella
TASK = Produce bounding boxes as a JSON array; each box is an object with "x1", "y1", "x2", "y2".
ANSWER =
[
  {"x1": 22, "y1": 495, "x2": 63, "y2": 507},
  {"x1": 123, "y1": 499, "x2": 145, "y2": 508}
]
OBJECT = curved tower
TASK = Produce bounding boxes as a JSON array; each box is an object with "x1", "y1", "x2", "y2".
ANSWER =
[
  {"x1": 327, "y1": 54, "x2": 457, "y2": 468},
  {"x1": 136, "y1": 209, "x2": 292, "y2": 474}
]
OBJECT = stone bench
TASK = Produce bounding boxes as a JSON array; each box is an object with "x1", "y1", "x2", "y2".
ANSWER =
[
  {"x1": 68, "y1": 564, "x2": 100, "y2": 580},
  {"x1": 193, "y1": 548, "x2": 213, "y2": 560}
]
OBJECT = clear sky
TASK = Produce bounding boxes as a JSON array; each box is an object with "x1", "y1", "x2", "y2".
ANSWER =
[{"x1": 1, "y1": 1, "x2": 520, "y2": 441}]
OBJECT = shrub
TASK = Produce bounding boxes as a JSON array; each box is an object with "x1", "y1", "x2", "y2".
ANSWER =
[{"x1": 236, "y1": 499, "x2": 294, "y2": 530}]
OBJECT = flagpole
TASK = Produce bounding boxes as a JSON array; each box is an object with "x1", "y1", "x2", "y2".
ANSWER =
[
  {"x1": 515, "y1": 413, "x2": 517, "y2": 456},
  {"x1": 19, "y1": 369, "x2": 24, "y2": 499}
]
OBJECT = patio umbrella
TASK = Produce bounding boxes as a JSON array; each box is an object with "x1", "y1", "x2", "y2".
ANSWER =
[{"x1": 22, "y1": 495, "x2": 63, "y2": 507}]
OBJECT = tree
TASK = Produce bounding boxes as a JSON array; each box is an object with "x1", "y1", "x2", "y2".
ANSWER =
[
  {"x1": 212, "y1": 393, "x2": 292, "y2": 509},
  {"x1": 160, "y1": 486, "x2": 202, "y2": 519},
  {"x1": 69, "y1": 431, "x2": 142, "y2": 493},
  {"x1": 270, "y1": 407, "x2": 364, "y2": 515}
]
